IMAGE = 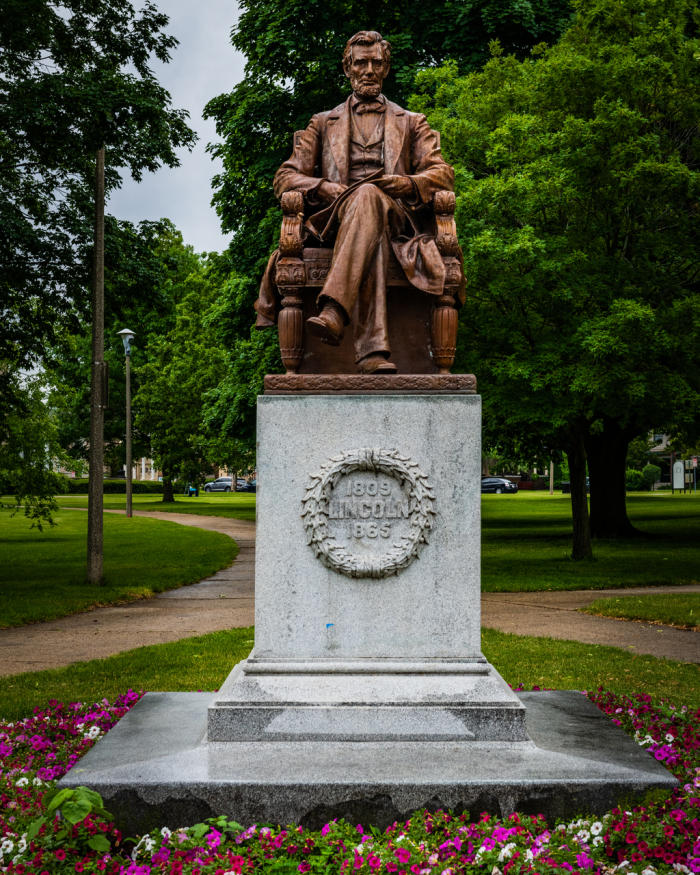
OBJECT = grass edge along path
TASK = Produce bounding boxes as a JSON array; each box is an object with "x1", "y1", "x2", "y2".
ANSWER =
[
  {"x1": 0, "y1": 626, "x2": 698, "y2": 722},
  {"x1": 0, "y1": 508, "x2": 238, "y2": 628},
  {"x1": 54, "y1": 491, "x2": 256, "y2": 521},
  {"x1": 581, "y1": 593, "x2": 700, "y2": 631}
]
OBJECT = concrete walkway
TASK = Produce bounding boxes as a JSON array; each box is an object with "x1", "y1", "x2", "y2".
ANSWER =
[
  {"x1": 0, "y1": 512, "x2": 255, "y2": 676},
  {"x1": 0, "y1": 511, "x2": 697, "y2": 675},
  {"x1": 483, "y1": 586, "x2": 700, "y2": 665}
]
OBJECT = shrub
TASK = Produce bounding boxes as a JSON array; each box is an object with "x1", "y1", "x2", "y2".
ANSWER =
[
  {"x1": 641, "y1": 463, "x2": 662, "y2": 491},
  {"x1": 625, "y1": 468, "x2": 644, "y2": 491}
]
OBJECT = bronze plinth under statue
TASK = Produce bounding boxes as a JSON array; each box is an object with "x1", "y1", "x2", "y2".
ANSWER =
[{"x1": 255, "y1": 30, "x2": 466, "y2": 377}]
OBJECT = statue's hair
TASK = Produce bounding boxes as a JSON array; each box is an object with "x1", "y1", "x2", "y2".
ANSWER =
[{"x1": 342, "y1": 31, "x2": 391, "y2": 74}]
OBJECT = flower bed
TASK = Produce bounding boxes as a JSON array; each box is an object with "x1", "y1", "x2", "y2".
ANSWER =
[{"x1": 1, "y1": 689, "x2": 698, "y2": 874}]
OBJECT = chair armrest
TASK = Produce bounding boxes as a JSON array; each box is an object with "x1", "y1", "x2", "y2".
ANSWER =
[
  {"x1": 279, "y1": 190, "x2": 305, "y2": 257},
  {"x1": 432, "y1": 190, "x2": 459, "y2": 257}
]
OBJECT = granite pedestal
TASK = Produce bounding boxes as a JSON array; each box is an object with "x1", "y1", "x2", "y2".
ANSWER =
[
  {"x1": 60, "y1": 385, "x2": 677, "y2": 829},
  {"x1": 209, "y1": 392, "x2": 526, "y2": 743}
]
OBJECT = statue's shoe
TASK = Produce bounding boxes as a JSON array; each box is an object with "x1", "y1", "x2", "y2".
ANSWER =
[
  {"x1": 357, "y1": 353, "x2": 398, "y2": 374},
  {"x1": 306, "y1": 307, "x2": 344, "y2": 345}
]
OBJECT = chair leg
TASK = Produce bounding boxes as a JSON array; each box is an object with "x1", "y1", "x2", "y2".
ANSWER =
[
  {"x1": 278, "y1": 292, "x2": 304, "y2": 373},
  {"x1": 431, "y1": 294, "x2": 458, "y2": 374},
  {"x1": 275, "y1": 256, "x2": 306, "y2": 374}
]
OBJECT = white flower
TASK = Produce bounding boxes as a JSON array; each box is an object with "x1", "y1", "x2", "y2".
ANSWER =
[
  {"x1": 525, "y1": 849, "x2": 534, "y2": 861},
  {"x1": 160, "y1": 827, "x2": 172, "y2": 840},
  {"x1": 32, "y1": 777, "x2": 43, "y2": 787},
  {"x1": 590, "y1": 821, "x2": 603, "y2": 835},
  {"x1": 576, "y1": 829, "x2": 590, "y2": 843},
  {"x1": 593, "y1": 836, "x2": 604, "y2": 846},
  {"x1": 131, "y1": 833, "x2": 156, "y2": 859},
  {"x1": 665, "y1": 733, "x2": 674, "y2": 743},
  {"x1": 76, "y1": 723, "x2": 85, "y2": 732},
  {"x1": 1, "y1": 839, "x2": 14, "y2": 854},
  {"x1": 14, "y1": 777, "x2": 28, "y2": 787},
  {"x1": 84, "y1": 725, "x2": 101, "y2": 740},
  {"x1": 641, "y1": 867, "x2": 657, "y2": 875},
  {"x1": 497, "y1": 843, "x2": 516, "y2": 862}
]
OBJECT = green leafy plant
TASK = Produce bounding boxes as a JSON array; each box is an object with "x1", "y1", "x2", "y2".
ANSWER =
[{"x1": 28, "y1": 786, "x2": 113, "y2": 854}]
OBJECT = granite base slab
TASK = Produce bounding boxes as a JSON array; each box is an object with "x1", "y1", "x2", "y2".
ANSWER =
[
  {"x1": 60, "y1": 691, "x2": 677, "y2": 836},
  {"x1": 208, "y1": 657, "x2": 527, "y2": 742}
]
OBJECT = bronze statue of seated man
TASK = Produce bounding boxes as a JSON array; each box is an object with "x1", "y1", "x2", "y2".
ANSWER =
[{"x1": 255, "y1": 29, "x2": 465, "y2": 375}]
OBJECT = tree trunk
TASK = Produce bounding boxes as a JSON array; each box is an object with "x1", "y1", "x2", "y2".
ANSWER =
[
  {"x1": 162, "y1": 475, "x2": 175, "y2": 503},
  {"x1": 586, "y1": 422, "x2": 637, "y2": 538},
  {"x1": 566, "y1": 432, "x2": 593, "y2": 560}
]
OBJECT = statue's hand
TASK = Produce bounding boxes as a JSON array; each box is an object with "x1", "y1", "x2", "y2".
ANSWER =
[
  {"x1": 374, "y1": 175, "x2": 414, "y2": 198},
  {"x1": 318, "y1": 180, "x2": 347, "y2": 203}
]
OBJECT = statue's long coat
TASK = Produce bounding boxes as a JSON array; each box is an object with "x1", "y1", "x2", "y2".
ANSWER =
[{"x1": 255, "y1": 95, "x2": 465, "y2": 325}]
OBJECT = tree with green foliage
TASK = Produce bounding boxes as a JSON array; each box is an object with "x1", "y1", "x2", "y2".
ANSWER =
[
  {"x1": 410, "y1": 0, "x2": 700, "y2": 552},
  {"x1": 0, "y1": 374, "x2": 69, "y2": 528},
  {"x1": 203, "y1": 0, "x2": 573, "y2": 451},
  {"x1": 1, "y1": 0, "x2": 196, "y2": 526},
  {"x1": 133, "y1": 253, "x2": 228, "y2": 501},
  {"x1": 46, "y1": 219, "x2": 201, "y2": 475},
  {"x1": 1, "y1": 0, "x2": 196, "y2": 384}
]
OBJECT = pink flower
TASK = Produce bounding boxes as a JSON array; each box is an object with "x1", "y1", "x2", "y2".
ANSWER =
[{"x1": 394, "y1": 847, "x2": 411, "y2": 863}]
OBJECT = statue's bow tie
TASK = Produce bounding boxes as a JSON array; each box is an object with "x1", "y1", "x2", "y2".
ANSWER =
[{"x1": 354, "y1": 100, "x2": 386, "y2": 114}]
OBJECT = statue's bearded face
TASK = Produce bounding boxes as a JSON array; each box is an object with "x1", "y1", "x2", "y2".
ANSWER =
[{"x1": 346, "y1": 43, "x2": 388, "y2": 99}]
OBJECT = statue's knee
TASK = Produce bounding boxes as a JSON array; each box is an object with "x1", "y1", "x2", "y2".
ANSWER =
[{"x1": 352, "y1": 183, "x2": 383, "y2": 203}]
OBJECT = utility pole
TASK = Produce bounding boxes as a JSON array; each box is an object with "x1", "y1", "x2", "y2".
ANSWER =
[{"x1": 87, "y1": 146, "x2": 105, "y2": 583}]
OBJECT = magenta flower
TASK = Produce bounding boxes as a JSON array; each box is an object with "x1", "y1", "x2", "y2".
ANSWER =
[{"x1": 394, "y1": 846, "x2": 411, "y2": 863}]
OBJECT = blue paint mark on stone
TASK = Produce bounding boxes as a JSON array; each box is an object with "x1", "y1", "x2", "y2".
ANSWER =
[{"x1": 326, "y1": 623, "x2": 334, "y2": 628}]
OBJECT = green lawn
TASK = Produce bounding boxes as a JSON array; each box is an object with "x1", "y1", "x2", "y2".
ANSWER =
[
  {"x1": 54, "y1": 491, "x2": 256, "y2": 521},
  {"x1": 0, "y1": 625, "x2": 696, "y2": 722},
  {"x1": 582, "y1": 593, "x2": 700, "y2": 629},
  {"x1": 0, "y1": 507, "x2": 237, "y2": 627},
  {"x1": 481, "y1": 492, "x2": 700, "y2": 591}
]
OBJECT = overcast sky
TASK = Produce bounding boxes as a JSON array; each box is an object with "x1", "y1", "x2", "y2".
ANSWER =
[{"x1": 107, "y1": 0, "x2": 245, "y2": 254}]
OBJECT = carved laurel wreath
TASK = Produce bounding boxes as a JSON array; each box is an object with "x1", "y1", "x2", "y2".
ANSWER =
[{"x1": 301, "y1": 448, "x2": 436, "y2": 579}]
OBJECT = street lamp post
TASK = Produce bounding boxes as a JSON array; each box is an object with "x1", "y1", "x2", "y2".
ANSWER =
[{"x1": 117, "y1": 329, "x2": 136, "y2": 518}]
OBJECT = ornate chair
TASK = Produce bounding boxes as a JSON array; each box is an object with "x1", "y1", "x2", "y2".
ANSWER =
[{"x1": 273, "y1": 139, "x2": 462, "y2": 375}]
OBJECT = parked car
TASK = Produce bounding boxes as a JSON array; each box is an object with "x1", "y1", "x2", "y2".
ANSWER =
[
  {"x1": 481, "y1": 477, "x2": 518, "y2": 494},
  {"x1": 203, "y1": 476, "x2": 233, "y2": 492},
  {"x1": 236, "y1": 478, "x2": 257, "y2": 493}
]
